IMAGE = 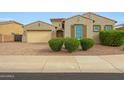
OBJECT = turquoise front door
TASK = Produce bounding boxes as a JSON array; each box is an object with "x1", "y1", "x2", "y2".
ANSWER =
[{"x1": 75, "y1": 25, "x2": 83, "y2": 39}]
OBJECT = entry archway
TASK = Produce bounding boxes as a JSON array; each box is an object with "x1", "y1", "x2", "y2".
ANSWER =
[{"x1": 56, "y1": 30, "x2": 64, "y2": 38}]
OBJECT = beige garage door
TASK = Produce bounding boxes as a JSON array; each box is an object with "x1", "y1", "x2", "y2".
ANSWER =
[{"x1": 27, "y1": 31, "x2": 51, "y2": 43}]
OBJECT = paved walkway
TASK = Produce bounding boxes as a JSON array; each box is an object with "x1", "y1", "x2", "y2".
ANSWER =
[{"x1": 0, "y1": 55, "x2": 124, "y2": 73}]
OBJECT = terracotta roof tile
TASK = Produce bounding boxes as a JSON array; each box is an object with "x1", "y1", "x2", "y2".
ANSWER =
[{"x1": 50, "y1": 18, "x2": 66, "y2": 22}]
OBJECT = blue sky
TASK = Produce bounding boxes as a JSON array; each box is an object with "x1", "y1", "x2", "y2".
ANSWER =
[{"x1": 0, "y1": 12, "x2": 124, "y2": 25}]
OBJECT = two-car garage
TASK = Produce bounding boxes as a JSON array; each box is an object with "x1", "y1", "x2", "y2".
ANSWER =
[{"x1": 24, "y1": 21, "x2": 55, "y2": 43}]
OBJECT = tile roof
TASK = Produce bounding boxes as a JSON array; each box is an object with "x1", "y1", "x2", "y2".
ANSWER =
[
  {"x1": 25, "y1": 21, "x2": 55, "y2": 27},
  {"x1": 115, "y1": 24, "x2": 124, "y2": 28},
  {"x1": 0, "y1": 20, "x2": 23, "y2": 25},
  {"x1": 50, "y1": 18, "x2": 66, "y2": 22},
  {"x1": 83, "y1": 12, "x2": 117, "y2": 23}
]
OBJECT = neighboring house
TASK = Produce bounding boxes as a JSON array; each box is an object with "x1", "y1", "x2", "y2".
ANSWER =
[
  {"x1": 23, "y1": 21, "x2": 56, "y2": 43},
  {"x1": 0, "y1": 21, "x2": 23, "y2": 42},
  {"x1": 115, "y1": 24, "x2": 124, "y2": 30},
  {"x1": 51, "y1": 12, "x2": 117, "y2": 43}
]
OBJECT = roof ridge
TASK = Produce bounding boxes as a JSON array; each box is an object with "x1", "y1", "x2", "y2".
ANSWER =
[
  {"x1": 24, "y1": 20, "x2": 55, "y2": 27},
  {"x1": 83, "y1": 12, "x2": 117, "y2": 22},
  {"x1": 65, "y1": 15, "x2": 94, "y2": 21},
  {"x1": 115, "y1": 23, "x2": 124, "y2": 26},
  {"x1": 50, "y1": 18, "x2": 65, "y2": 19}
]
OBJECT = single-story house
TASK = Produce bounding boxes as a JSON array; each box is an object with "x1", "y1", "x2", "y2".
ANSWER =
[
  {"x1": 22, "y1": 12, "x2": 117, "y2": 43},
  {"x1": 23, "y1": 21, "x2": 56, "y2": 43},
  {"x1": 0, "y1": 21, "x2": 23, "y2": 42},
  {"x1": 0, "y1": 13, "x2": 117, "y2": 43},
  {"x1": 51, "y1": 12, "x2": 117, "y2": 43},
  {"x1": 115, "y1": 24, "x2": 124, "y2": 30}
]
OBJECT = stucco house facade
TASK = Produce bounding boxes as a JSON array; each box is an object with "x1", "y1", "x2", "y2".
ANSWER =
[
  {"x1": 83, "y1": 13, "x2": 116, "y2": 43},
  {"x1": 0, "y1": 21, "x2": 23, "y2": 42},
  {"x1": 51, "y1": 12, "x2": 117, "y2": 43}
]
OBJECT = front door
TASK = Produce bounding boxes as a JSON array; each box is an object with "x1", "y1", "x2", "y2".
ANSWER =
[
  {"x1": 56, "y1": 30, "x2": 64, "y2": 38},
  {"x1": 75, "y1": 25, "x2": 83, "y2": 39}
]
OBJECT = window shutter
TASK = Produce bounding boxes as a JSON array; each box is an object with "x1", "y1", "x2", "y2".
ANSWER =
[
  {"x1": 83, "y1": 25, "x2": 87, "y2": 38},
  {"x1": 71, "y1": 25, "x2": 75, "y2": 38}
]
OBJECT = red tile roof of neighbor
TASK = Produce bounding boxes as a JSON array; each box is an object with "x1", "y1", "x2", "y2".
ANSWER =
[{"x1": 50, "y1": 18, "x2": 66, "y2": 22}]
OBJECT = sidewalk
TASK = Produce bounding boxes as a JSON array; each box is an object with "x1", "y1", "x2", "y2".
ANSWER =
[{"x1": 0, "y1": 55, "x2": 124, "y2": 73}]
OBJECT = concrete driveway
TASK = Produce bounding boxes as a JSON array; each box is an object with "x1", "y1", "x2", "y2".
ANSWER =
[{"x1": 0, "y1": 55, "x2": 124, "y2": 73}]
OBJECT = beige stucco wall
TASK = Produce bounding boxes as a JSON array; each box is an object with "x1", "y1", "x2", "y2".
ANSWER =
[
  {"x1": 26, "y1": 31, "x2": 51, "y2": 43},
  {"x1": 64, "y1": 16, "x2": 94, "y2": 39},
  {"x1": 0, "y1": 23, "x2": 23, "y2": 35},
  {"x1": 51, "y1": 21, "x2": 62, "y2": 29},
  {"x1": 0, "y1": 22, "x2": 23, "y2": 42},
  {"x1": 83, "y1": 13, "x2": 116, "y2": 43},
  {"x1": 1, "y1": 35, "x2": 14, "y2": 42}
]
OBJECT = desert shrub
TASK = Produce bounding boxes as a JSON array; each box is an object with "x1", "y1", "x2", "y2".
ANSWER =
[
  {"x1": 48, "y1": 38, "x2": 64, "y2": 52},
  {"x1": 80, "y1": 38, "x2": 94, "y2": 50},
  {"x1": 99, "y1": 30, "x2": 124, "y2": 46},
  {"x1": 64, "y1": 38, "x2": 80, "y2": 53}
]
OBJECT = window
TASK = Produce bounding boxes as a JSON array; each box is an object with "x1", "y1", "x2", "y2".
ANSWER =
[
  {"x1": 104, "y1": 25, "x2": 113, "y2": 30},
  {"x1": 62, "y1": 22, "x2": 65, "y2": 29},
  {"x1": 93, "y1": 25, "x2": 101, "y2": 32}
]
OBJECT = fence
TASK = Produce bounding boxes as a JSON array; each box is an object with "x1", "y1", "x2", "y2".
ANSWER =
[{"x1": 0, "y1": 34, "x2": 14, "y2": 42}]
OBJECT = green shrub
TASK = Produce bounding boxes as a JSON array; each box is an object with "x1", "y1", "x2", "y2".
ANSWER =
[
  {"x1": 80, "y1": 38, "x2": 94, "y2": 50},
  {"x1": 64, "y1": 38, "x2": 80, "y2": 53},
  {"x1": 48, "y1": 38, "x2": 64, "y2": 52},
  {"x1": 99, "y1": 30, "x2": 124, "y2": 46}
]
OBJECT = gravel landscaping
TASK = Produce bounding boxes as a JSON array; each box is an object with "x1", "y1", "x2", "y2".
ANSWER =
[{"x1": 0, "y1": 42, "x2": 124, "y2": 55}]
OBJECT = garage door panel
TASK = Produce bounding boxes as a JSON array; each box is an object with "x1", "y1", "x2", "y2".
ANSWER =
[{"x1": 27, "y1": 31, "x2": 51, "y2": 43}]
